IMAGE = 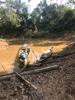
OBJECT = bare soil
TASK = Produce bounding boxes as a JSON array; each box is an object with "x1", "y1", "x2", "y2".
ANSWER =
[{"x1": 0, "y1": 36, "x2": 75, "y2": 100}]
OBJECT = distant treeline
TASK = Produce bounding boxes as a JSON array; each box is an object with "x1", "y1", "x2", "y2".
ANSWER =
[{"x1": 0, "y1": 0, "x2": 75, "y2": 38}]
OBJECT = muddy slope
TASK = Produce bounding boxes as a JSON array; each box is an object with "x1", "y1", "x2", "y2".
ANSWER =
[{"x1": 0, "y1": 47, "x2": 75, "y2": 100}]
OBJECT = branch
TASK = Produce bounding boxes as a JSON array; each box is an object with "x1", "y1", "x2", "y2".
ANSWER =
[
  {"x1": 0, "y1": 62, "x2": 6, "y2": 74},
  {"x1": 0, "y1": 65, "x2": 59, "y2": 80},
  {"x1": 15, "y1": 72, "x2": 37, "y2": 90}
]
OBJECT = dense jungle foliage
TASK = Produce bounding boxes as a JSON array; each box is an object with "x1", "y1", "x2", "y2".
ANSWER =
[{"x1": 0, "y1": 0, "x2": 75, "y2": 38}]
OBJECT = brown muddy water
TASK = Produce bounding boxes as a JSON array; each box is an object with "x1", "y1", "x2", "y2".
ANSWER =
[{"x1": 0, "y1": 38, "x2": 67, "y2": 75}]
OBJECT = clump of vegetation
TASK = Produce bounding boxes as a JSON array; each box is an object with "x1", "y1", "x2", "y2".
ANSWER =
[
  {"x1": 25, "y1": 32, "x2": 34, "y2": 38},
  {"x1": 38, "y1": 31, "x2": 45, "y2": 37},
  {"x1": 0, "y1": 0, "x2": 75, "y2": 38}
]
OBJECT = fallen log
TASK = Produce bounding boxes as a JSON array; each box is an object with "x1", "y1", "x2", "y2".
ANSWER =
[
  {"x1": 0, "y1": 65, "x2": 59, "y2": 80},
  {"x1": 15, "y1": 72, "x2": 37, "y2": 90},
  {"x1": 52, "y1": 51, "x2": 75, "y2": 59}
]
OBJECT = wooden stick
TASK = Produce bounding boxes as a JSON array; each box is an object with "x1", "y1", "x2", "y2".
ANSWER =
[
  {"x1": 0, "y1": 62, "x2": 6, "y2": 74},
  {"x1": 28, "y1": 63, "x2": 41, "y2": 67},
  {"x1": 15, "y1": 72, "x2": 37, "y2": 90},
  {"x1": 0, "y1": 65, "x2": 59, "y2": 80},
  {"x1": 32, "y1": 51, "x2": 37, "y2": 59},
  {"x1": 19, "y1": 61, "x2": 30, "y2": 73}
]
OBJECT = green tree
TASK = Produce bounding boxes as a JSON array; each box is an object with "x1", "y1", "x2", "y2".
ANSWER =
[{"x1": 30, "y1": 10, "x2": 39, "y2": 24}]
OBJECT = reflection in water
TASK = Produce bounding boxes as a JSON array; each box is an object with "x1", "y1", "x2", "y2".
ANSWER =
[{"x1": 0, "y1": 38, "x2": 67, "y2": 75}]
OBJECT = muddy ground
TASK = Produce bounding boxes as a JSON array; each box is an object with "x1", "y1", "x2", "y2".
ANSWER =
[{"x1": 0, "y1": 36, "x2": 75, "y2": 100}]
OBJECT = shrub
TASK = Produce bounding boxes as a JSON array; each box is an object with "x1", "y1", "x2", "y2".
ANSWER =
[
  {"x1": 38, "y1": 31, "x2": 46, "y2": 37},
  {"x1": 25, "y1": 32, "x2": 34, "y2": 38}
]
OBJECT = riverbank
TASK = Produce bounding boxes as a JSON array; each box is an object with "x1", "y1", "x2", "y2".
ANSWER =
[
  {"x1": 0, "y1": 35, "x2": 75, "y2": 100},
  {"x1": 0, "y1": 43, "x2": 75, "y2": 100}
]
